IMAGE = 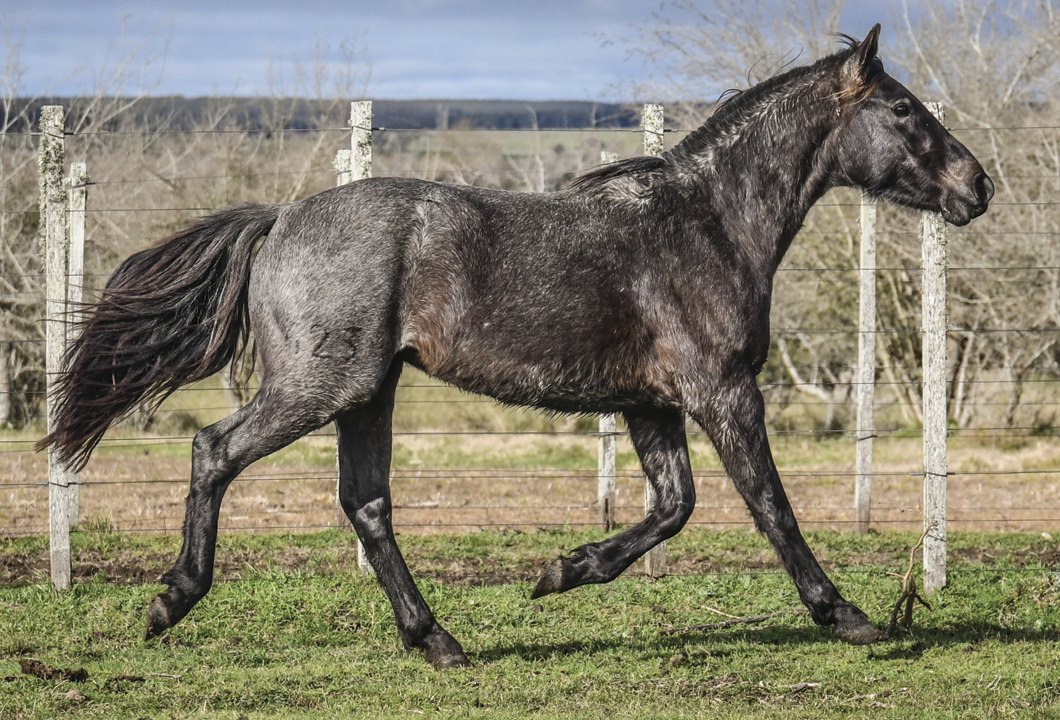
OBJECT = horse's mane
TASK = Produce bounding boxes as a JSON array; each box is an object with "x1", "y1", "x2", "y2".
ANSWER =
[
  {"x1": 566, "y1": 156, "x2": 668, "y2": 191},
  {"x1": 568, "y1": 38, "x2": 875, "y2": 192},
  {"x1": 669, "y1": 50, "x2": 850, "y2": 161}
]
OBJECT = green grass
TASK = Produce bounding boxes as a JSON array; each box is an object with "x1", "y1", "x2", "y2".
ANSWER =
[{"x1": 2, "y1": 529, "x2": 1059, "y2": 718}]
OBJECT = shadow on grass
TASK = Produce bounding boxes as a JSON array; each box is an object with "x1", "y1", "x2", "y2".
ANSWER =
[
  {"x1": 474, "y1": 625, "x2": 827, "y2": 664},
  {"x1": 473, "y1": 621, "x2": 1060, "y2": 665}
]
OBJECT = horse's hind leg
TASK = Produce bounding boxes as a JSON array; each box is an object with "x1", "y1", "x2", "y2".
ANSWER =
[
  {"x1": 690, "y1": 371, "x2": 882, "y2": 645},
  {"x1": 144, "y1": 382, "x2": 336, "y2": 638},
  {"x1": 335, "y1": 361, "x2": 470, "y2": 669},
  {"x1": 532, "y1": 407, "x2": 695, "y2": 597}
]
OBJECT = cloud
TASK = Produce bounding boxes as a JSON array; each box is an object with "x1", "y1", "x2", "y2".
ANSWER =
[{"x1": 8, "y1": 0, "x2": 651, "y2": 99}]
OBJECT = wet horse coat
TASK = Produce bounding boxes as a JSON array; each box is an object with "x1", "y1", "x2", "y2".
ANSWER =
[{"x1": 41, "y1": 26, "x2": 993, "y2": 668}]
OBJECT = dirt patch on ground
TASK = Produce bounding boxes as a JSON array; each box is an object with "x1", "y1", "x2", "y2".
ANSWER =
[
  {"x1": 16, "y1": 659, "x2": 88, "y2": 683},
  {"x1": 0, "y1": 544, "x2": 363, "y2": 586},
  {"x1": 2, "y1": 534, "x2": 1056, "y2": 588},
  {"x1": 949, "y1": 546, "x2": 1060, "y2": 566}
]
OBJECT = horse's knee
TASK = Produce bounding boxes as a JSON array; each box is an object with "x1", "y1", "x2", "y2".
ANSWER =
[
  {"x1": 190, "y1": 428, "x2": 213, "y2": 463},
  {"x1": 675, "y1": 490, "x2": 695, "y2": 527},
  {"x1": 351, "y1": 497, "x2": 392, "y2": 542}
]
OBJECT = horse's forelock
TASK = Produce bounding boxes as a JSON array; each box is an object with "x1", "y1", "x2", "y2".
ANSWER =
[
  {"x1": 837, "y1": 32, "x2": 861, "y2": 50},
  {"x1": 832, "y1": 56, "x2": 886, "y2": 108}
]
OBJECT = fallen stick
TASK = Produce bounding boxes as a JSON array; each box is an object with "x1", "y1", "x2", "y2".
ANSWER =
[
  {"x1": 881, "y1": 526, "x2": 934, "y2": 640},
  {"x1": 663, "y1": 609, "x2": 807, "y2": 635}
]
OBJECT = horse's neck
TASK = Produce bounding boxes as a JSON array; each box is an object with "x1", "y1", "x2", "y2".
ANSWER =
[{"x1": 675, "y1": 106, "x2": 837, "y2": 273}]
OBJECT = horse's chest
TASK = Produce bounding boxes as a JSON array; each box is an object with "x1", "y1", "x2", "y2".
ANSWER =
[{"x1": 661, "y1": 277, "x2": 773, "y2": 368}]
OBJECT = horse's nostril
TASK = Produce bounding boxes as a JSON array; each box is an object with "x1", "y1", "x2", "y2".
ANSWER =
[{"x1": 975, "y1": 172, "x2": 995, "y2": 204}]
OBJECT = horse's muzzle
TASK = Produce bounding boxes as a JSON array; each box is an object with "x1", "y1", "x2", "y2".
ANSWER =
[{"x1": 941, "y1": 169, "x2": 994, "y2": 226}]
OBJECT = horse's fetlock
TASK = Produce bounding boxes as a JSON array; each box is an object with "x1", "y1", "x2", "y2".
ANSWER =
[{"x1": 160, "y1": 566, "x2": 209, "y2": 601}]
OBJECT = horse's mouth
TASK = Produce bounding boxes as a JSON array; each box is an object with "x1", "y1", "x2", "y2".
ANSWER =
[
  {"x1": 941, "y1": 197, "x2": 990, "y2": 227},
  {"x1": 940, "y1": 171, "x2": 993, "y2": 226}
]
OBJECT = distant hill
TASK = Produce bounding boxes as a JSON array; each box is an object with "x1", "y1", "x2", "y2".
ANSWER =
[
  {"x1": 373, "y1": 100, "x2": 639, "y2": 129},
  {"x1": 6, "y1": 97, "x2": 642, "y2": 132}
]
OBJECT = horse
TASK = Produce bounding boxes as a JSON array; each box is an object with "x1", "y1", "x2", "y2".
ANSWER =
[{"x1": 39, "y1": 25, "x2": 993, "y2": 669}]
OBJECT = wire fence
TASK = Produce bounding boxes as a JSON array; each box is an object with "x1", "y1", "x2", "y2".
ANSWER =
[{"x1": 3, "y1": 109, "x2": 1060, "y2": 554}]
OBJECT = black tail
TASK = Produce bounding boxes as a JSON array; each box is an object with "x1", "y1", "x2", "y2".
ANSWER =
[{"x1": 37, "y1": 203, "x2": 281, "y2": 470}]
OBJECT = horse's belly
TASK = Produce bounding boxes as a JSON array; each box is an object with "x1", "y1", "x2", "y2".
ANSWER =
[{"x1": 403, "y1": 332, "x2": 677, "y2": 414}]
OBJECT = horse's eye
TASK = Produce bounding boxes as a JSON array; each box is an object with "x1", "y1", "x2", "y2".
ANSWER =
[{"x1": 893, "y1": 101, "x2": 911, "y2": 118}]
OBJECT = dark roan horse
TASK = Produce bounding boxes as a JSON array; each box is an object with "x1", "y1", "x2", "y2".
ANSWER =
[{"x1": 40, "y1": 25, "x2": 993, "y2": 669}]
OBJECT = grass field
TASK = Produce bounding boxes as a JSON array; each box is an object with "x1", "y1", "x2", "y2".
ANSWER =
[{"x1": 2, "y1": 528, "x2": 1059, "y2": 719}]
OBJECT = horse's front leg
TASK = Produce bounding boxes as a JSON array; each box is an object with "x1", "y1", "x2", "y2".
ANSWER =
[
  {"x1": 532, "y1": 407, "x2": 695, "y2": 596},
  {"x1": 690, "y1": 371, "x2": 882, "y2": 645}
]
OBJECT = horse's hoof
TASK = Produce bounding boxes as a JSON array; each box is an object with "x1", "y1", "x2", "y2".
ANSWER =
[
  {"x1": 423, "y1": 629, "x2": 471, "y2": 670},
  {"x1": 530, "y1": 557, "x2": 566, "y2": 599},
  {"x1": 144, "y1": 596, "x2": 172, "y2": 639},
  {"x1": 430, "y1": 650, "x2": 472, "y2": 670},
  {"x1": 831, "y1": 603, "x2": 883, "y2": 645}
]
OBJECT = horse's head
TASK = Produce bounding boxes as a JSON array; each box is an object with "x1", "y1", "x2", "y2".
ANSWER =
[{"x1": 831, "y1": 25, "x2": 993, "y2": 226}]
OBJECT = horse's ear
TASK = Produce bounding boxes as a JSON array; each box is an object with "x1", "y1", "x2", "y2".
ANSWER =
[{"x1": 854, "y1": 24, "x2": 881, "y2": 79}]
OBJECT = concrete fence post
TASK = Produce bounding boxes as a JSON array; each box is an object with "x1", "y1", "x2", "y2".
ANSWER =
[
  {"x1": 66, "y1": 161, "x2": 88, "y2": 530},
  {"x1": 333, "y1": 148, "x2": 355, "y2": 534},
  {"x1": 345, "y1": 102, "x2": 376, "y2": 575},
  {"x1": 598, "y1": 150, "x2": 621, "y2": 532},
  {"x1": 40, "y1": 106, "x2": 72, "y2": 591},
  {"x1": 855, "y1": 191, "x2": 877, "y2": 533},
  {"x1": 642, "y1": 104, "x2": 667, "y2": 578},
  {"x1": 921, "y1": 102, "x2": 948, "y2": 595},
  {"x1": 350, "y1": 101, "x2": 372, "y2": 182},
  {"x1": 334, "y1": 148, "x2": 352, "y2": 187}
]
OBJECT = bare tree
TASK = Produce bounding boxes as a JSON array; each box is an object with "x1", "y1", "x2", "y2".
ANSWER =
[
  {"x1": 624, "y1": 0, "x2": 848, "y2": 127},
  {"x1": 0, "y1": 17, "x2": 45, "y2": 427}
]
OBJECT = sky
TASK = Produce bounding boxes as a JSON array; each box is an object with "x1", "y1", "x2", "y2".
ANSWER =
[{"x1": 3, "y1": 0, "x2": 891, "y2": 101}]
